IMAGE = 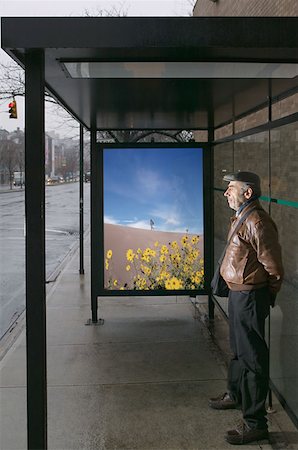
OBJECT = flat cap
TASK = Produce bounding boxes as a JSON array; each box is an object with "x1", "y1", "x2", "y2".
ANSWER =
[{"x1": 223, "y1": 171, "x2": 260, "y2": 189}]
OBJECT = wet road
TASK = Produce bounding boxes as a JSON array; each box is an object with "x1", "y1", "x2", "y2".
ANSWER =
[{"x1": 0, "y1": 182, "x2": 90, "y2": 338}]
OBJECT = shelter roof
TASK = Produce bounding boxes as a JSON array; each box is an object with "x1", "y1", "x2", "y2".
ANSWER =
[{"x1": 2, "y1": 17, "x2": 297, "y2": 129}]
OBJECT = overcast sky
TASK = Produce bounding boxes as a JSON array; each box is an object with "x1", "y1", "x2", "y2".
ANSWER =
[{"x1": 0, "y1": 1, "x2": 194, "y2": 134}]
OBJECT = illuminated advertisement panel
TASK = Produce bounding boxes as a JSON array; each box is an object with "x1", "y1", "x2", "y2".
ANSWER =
[{"x1": 103, "y1": 145, "x2": 205, "y2": 293}]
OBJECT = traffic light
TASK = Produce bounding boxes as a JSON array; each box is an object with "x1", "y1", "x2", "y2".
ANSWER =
[{"x1": 8, "y1": 99, "x2": 17, "y2": 119}]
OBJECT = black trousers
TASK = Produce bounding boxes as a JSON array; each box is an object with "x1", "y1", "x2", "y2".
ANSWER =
[{"x1": 227, "y1": 287, "x2": 271, "y2": 430}]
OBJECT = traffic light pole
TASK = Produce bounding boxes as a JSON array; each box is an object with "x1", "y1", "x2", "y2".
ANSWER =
[{"x1": 25, "y1": 49, "x2": 47, "y2": 450}]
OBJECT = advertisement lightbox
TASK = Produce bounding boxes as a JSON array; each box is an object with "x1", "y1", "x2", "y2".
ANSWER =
[{"x1": 98, "y1": 144, "x2": 206, "y2": 294}]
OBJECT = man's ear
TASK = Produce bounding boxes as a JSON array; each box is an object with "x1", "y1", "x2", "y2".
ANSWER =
[{"x1": 244, "y1": 187, "x2": 254, "y2": 200}]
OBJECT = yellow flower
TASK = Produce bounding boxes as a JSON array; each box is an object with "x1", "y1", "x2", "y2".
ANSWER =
[
  {"x1": 106, "y1": 249, "x2": 113, "y2": 259},
  {"x1": 120, "y1": 287, "x2": 125, "y2": 290},
  {"x1": 171, "y1": 277, "x2": 183, "y2": 289},
  {"x1": 165, "y1": 276, "x2": 183, "y2": 289},
  {"x1": 183, "y1": 264, "x2": 190, "y2": 273},
  {"x1": 191, "y1": 236, "x2": 199, "y2": 245},
  {"x1": 170, "y1": 254, "x2": 181, "y2": 264},
  {"x1": 165, "y1": 279, "x2": 172, "y2": 289},
  {"x1": 160, "y1": 270, "x2": 170, "y2": 280},
  {"x1": 135, "y1": 276, "x2": 147, "y2": 289},
  {"x1": 126, "y1": 265, "x2": 131, "y2": 271},
  {"x1": 192, "y1": 250, "x2": 199, "y2": 260},
  {"x1": 105, "y1": 260, "x2": 109, "y2": 270},
  {"x1": 160, "y1": 245, "x2": 169, "y2": 254},
  {"x1": 170, "y1": 240, "x2": 178, "y2": 249},
  {"x1": 113, "y1": 279, "x2": 118, "y2": 286},
  {"x1": 181, "y1": 236, "x2": 188, "y2": 245},
  {"x1": 154, "y1": 241, "x2": 159, "y2": 247},
  {"x1": 140, "y1": 264, "x2": 151, "y2": 276},
  {"x1": 159, "y1": 255, "x2": 166, "y2": 263},
  {"x1": 126, "y1": 249, "x2": 135, "y2": 261}
]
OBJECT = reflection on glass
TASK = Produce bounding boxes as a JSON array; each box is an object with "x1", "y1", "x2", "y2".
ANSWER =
[
  {"x1": 234, "y1": 132, "x2": 270, "y2": 199},
  {"x1": 269, "y1": 195, "x2": 298, "y2": 417},
  {"x1": 0, "y1": 128, "x2": 27, "y2": 447},
  {"x1": 271, "y1": 121, "x2": 298, "y2": 202}
]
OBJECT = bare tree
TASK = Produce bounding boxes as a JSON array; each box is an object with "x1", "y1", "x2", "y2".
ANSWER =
[
  {"x1": 0, "y1": 139, "x2": 18, "y2": 189},
  {"x1": 82, "y1": 1, "x2": 128, "y2": 17},
  {"x1": 187, "y1": 0, "x2": 197, "y2": 14}
]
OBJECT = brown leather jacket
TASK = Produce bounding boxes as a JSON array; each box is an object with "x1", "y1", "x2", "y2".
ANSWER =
[{"x1": 220, "y1": 199, "x2": 284, "y2": 293}]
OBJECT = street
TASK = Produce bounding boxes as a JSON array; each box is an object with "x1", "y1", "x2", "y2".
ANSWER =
[{"x1": 0, "y1": 182, "x2": 90, "y2": 339}]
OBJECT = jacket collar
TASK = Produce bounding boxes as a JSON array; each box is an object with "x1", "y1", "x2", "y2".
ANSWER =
[
  {"x1": 236, "y1": 195, "x2": 259, "y2": 217},
  {"x1": 230, "y1": 198, "x2": 261, "y2": 225}
]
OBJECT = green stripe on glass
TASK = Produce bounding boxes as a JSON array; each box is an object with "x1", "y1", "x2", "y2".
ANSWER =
[
  {"x1": 214, "y1": 188, "x2": 298, "y2": 208},
  {"x1": 275, "y1": 199, "x2": 298, "y2": 208}
]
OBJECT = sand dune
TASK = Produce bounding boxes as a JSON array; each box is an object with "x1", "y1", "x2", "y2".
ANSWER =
[{"x1": 104, "y1": 223, "x2": 204, "y2": 289}]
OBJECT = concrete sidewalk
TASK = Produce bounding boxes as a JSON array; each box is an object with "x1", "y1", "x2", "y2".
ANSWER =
[{"x1": 0, "y1": 242, "x2": 295, "y2": 449}]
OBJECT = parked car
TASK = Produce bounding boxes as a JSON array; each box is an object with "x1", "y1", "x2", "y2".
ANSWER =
[
  {"x1": 46, "y1": 176, "x2": 64, "y2": 185},
  {"x1": 13, "y1": 171, "x2": 25, "y2": 186},
  {"x1": 84, "y1": 171, "x2": 91, "y2": 182}
]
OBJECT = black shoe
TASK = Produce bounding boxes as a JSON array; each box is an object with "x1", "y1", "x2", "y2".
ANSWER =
[
  {"x1": 209, "y1": 392, "x2": 237, "y2": 410},
  {"x1": 225, "y1": 420, "x2": 268, "y2": 445}
]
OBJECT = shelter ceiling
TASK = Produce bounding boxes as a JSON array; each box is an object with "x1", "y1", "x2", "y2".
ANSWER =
[{"x1": 2, "y1": 17, "x2": 297, "y2": 130}]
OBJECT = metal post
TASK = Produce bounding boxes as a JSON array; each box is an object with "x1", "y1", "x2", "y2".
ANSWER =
[
  {"x1": 208, "y1": 107, "x2": 215, "y2": 321},
  {"x1": 79, "y1": 124, "x2": 84, "y2": 275},
  {"x1": 25, "y1": 49, "x2": 47, "y2": 449},
  {"x1": 90, "y1": 128, "x2": 98, "y2": 322}
]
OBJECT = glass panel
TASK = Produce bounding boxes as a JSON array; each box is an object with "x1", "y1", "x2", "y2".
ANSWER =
[
  {"x1": 214, "y1": 123, "x2": 233, "y2": 141},
  {"x1": 213, "y1": 141, "x2": 234, "y2": 188},
  {"x1": 234, "y1": 80, "x2": 268, "y2": 120},
  {"x1": 0, "y1": 128, "x2": 27, "y2": 448},
  {"x1": 272, "y1": 92, "x2": 298, "y2": 121},
  {"x1": 213, "y1": 143, "x2": 234, "y2": 311},
  {"x1": 45, "y1": 131, "x2": 90, "y2": 281},
  {"x1": 271, "y1": 121, "x2": 298, "y2": 202},
  {"x1": 270, "y1": 202, "x2": 298, "y2": 419},
  {"x1": 64, "y1": 62, "x2": 298, "y2": 79},
  {"x1": 193, "y1": 130, "x2": 208, "y2": 142},
  {"x1": 213, "y1": 190, "x2": 232, "y2": 314},
  {"x1": 214, "y1": 102, "x2": 233, "y2": 129},
  {"x1": 212, "y1": 113, "x2": 298, "y2": 422},
  {"x1": 235, "y1": 107, "x2": 268, "y2": 133},
  {"x1": 234, "y1": 131, "x2": 270, "y2": 212}
]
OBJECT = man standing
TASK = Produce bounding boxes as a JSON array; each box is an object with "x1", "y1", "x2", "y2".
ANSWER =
[{"x1": 209, "y1": 171, "x2": 284, "y2": 445}]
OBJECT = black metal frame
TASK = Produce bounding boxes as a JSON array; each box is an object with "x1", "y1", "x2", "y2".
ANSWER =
[
  {"x1": 79, "y1": 124, "x2": 84, "y2": 275},
  {"x1": 89, "y1": 142, "x2": 212, "y2": 320},
  {"x1": 25, "y1": 49, "x2": 47, "y2": 450}
]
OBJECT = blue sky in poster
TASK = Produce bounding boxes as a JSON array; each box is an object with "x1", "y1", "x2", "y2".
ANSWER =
[{"x1": 103, "y1": 147, "x2": 204, "y2": 234}]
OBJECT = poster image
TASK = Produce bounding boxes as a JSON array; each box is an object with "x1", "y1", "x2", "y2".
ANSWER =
[{"x1": 103, "y1": 146, "x2": 204, "y2": 291}]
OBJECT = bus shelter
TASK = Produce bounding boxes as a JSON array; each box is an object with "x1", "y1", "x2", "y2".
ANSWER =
[{"x1": 1, "y1": 16, "x2": 297, "y2": 449}]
